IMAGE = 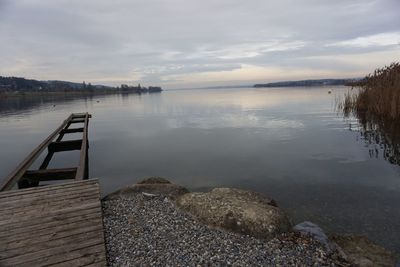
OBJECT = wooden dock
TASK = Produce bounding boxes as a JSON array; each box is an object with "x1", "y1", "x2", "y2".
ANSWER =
[
  {"x1": 0, "y1": 114, "x2": 108, "y2": 266},
  {"x1": 0, "y1": 179, "x2": 107, "y2": 266},
  {"x1": 0, "y1": 112, "x2": 91, "y2": 191}
]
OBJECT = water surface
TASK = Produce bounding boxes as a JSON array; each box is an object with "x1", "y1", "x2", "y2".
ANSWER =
[{"x1": 0, "y1": 87, "x2": 399, "y2": 255}]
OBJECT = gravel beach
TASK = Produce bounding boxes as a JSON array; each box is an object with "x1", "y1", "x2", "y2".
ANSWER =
[{"x1": 102, "y1": 193, "x2": 346, "y2": 266}]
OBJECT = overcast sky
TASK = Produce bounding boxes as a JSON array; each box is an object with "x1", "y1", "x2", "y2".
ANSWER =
[{"x1": 0, "y1": 0, "x2": 399, "y2": 88}]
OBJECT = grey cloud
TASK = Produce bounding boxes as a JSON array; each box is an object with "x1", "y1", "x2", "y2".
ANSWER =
[{"x1": 0, "y1": 0, "x2": 399, "y2": 88}]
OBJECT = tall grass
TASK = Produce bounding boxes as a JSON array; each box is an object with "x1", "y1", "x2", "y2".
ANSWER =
[{"x1": 341, "y1": 62, "x2": 400, "y2": 165}]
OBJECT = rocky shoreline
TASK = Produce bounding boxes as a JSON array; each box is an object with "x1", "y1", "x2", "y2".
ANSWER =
[{"x1": 102, "y1": 177, "x2": 396, "y2": 266}]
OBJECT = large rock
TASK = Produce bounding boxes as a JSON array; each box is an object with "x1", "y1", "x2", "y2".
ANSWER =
[
  {"x1": 176, "y1": 188, "x2": 291, "y2": 239},
  {"x1": 330, "y1": 234, "x2": 396, "y2": 267},
  {"x1": 103, "y1": 177, "x2": 189, "y2": 200}
]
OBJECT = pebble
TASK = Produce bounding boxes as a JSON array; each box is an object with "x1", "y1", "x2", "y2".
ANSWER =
[{"x1": 102, "y1": 194, "x2": 347, "y2": 266}]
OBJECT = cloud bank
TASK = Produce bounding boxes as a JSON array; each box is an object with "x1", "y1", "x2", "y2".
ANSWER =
[{"x1": 0, "y1": 0, "x2": 399, "y2": 88}]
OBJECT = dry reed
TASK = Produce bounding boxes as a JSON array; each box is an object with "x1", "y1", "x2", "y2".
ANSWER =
[
  {"x1": 341, "y1": 62, "x2": 400, "y2": 165},
  {"x1": 344, "y1": 62, "x2": 400, "y2": 120}
]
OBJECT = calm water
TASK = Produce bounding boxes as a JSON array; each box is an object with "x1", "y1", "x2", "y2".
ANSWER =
[{"x1": 1, "y1": 87, "x2": 399, "y2": 255}]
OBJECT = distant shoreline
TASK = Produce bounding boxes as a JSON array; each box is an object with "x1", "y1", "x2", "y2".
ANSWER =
[
  {"x1": 254, "y1": 78, "x2": 358, "y2": 88},
  {"x1": 0, "y1": 89, "x2": 162, "y2": 99},
  {"x1": 0, "y1": 75, "x2": 162, "y2": 98}
]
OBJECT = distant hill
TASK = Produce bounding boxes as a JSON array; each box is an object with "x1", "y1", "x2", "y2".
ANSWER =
[
  {"x1": 0, "y1": 76, "x2": 113, "y2": 91},
  {"x1": 254, "y1": 78, "x2": 360, "y2": 88},
  {"x1": 0, "y1": 76, "x2": 162, "y2": 94}
]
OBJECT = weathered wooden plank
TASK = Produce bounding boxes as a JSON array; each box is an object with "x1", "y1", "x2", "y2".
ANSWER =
[
  {"x1": 0, "y1": 216, "x2": 102, "y2": 246},
  {"x1": 50, "y1": 250, "x2": 106, "y2": 267},
  {"x1": 0, "y1": 186, "x2": 98, "y2": 210},
  {"x1": 0, "y1": 209, "x2": 101, "y2": 239},
  {"x1": 0, "y1": 192, "x2": 98, "y2": 215},
  {"x1": 0, "y1": 114, "x2": 74, "y2": 191},
  {"x1": 0, "y1": 182, "x2": 98, "y2": 201},
  {"x1": 0, "y1": 183, "x2": 98, "y2": 205},
  {"x1": 0, "y1": 179, "x2": 107, "y2": 267},
  {"x1": 0, "y1": 179, "x2": 97, "y2": 199},
  {"x1": 0, "y1": 194, "x2": 99, "y2": 219},
  {"x1": 0, "y1": 201, "x2": 100, "y2": 227},
  {"x1": 21, "y1": 244, "x2": 106, "y2": 267},
  {"x1": 0, "y1": 192, "x2": 98, "y2": 214},
  {"x1": 0, "y1": 189, "x2": 99, "y2": 215},
  {"x1": 48, "y1": 139, "x2": 82, "y2": 152},
  {"x1": 1, "y1": 237, "x2": 104, "y2": 266},
  {"x1": 0, "y1": 198, "x2": 100, "y2": 226},
  {"x1": 2, "y1": 180, "x2": 97, "y2": 198},
  {"x1": 0, "y1": 228, "x2": 103, "y2": 259},
  {"x1": 23, "y1": 168, "x2": 77, "y2": 181},
  {"x1": 0, "y1": 206, "x2": 101, "y2": 237}
]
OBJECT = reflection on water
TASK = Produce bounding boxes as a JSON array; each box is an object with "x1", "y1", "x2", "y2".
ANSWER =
[
  {"x1": 0, "y1": 87, "x2": 399, "y2": 256},
  {"x1": 349, "y1": 114, "x2": 400, "y2": 165},
  {"x1": 340, "y1": 86, "x2": 400, "y2": 166},
  {"x1": 0, "y1": 94, "x2": 93, "y2": 116}
]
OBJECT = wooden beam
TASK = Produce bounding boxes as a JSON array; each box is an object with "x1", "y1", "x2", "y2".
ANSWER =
[
  {"x1": 23, "y1": 168, "x2": 77, "y2": 181},
  {"x1": 56, "y1": 127, "x2": 84, "y2": 143},
  {"x1": 39, "y1": 151, "x2": 54, "y2": 170},
  {"x1": 49, "y1": 140, "x2": 82, "y2": 152},
  {"x1": 72, "y1": 113, "x2": 92, "y2": 119},
  {"x1": 60, "y1": 128, "x2": 84, "y2": 134},
  {"x1": 75, "y1": 113, "x2": 89, "y2": 180},
  {"x1": 70, "y1": 119, "x2": 85, "y2": 124}
]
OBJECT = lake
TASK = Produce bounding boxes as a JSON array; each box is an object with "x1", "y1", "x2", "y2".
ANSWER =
[{"x1": 0, "y1": 86, "x2": 399, "y2": 255}]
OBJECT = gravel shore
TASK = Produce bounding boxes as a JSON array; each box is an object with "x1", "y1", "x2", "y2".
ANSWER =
[{"x1": 102, "y1": 193, "x2": 346, "y2": 266}]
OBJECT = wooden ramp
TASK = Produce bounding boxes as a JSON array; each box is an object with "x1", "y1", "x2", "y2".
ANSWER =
[{"x1": 0, "y1": 179, "x2": 107, "y2": 267}]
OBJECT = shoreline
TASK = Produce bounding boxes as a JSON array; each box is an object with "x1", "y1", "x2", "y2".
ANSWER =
[{"x1": 102, "y1": 177, "x2": 396, "y2": 266}]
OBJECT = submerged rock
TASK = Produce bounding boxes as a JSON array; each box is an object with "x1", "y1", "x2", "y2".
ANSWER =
[
  {"x1": 103, "y1": 177, "x2": 189, "y2": 200},
  {"x1": 330, "y1": 234, "x2": 396, "y2": 267},
  {"x1": 293, "y1": 221, "x2": 335, "y2": 252},
  {"x1": 176, "y1": 187, "x2": 291, "y2": 239}
]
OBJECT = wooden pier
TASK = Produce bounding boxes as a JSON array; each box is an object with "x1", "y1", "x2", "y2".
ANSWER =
[
  {"x1": 0, "y1": 113, "x2": 91, "y2": 191},
  {"x1": 0, "y1": 113, "x2": 108, "y2": 266}
]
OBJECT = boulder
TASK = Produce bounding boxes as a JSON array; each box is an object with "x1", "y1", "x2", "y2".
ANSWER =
[
  {"x1": 330, "y1": 234, "x2": 396, "y2": 267},
  {"x1": 103, "y1": 177, "x2": 189, "y2": 200},
  {"x1": 176, "y1": 188, "x2": 291, "y2": 239}
]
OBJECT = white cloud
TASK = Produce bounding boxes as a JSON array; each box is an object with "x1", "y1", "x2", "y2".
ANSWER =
[
  {"x1": 326, "y1": 32, "x2": 400, "y2": 48},
  {"x1": 216, "y1": 41, "x2": 306, "y2": 60}
]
